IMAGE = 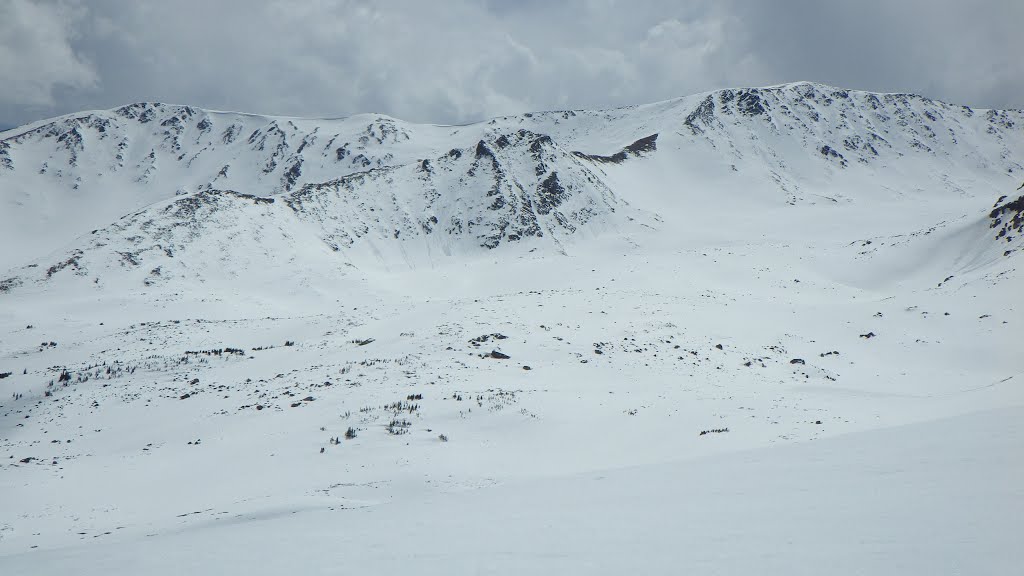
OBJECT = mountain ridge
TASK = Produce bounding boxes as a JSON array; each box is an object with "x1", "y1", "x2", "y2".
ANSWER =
[{"x1": 1, "y1": 81, "x2": 1022, "y2": 289}]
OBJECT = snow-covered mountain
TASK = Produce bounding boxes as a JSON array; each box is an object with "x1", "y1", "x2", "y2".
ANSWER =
[
  {"x1": 1, "y1": 83, "x2": 1022, "y2": 575},
  {"x1": 2, "y1": 81, "x2": 1022, "y2": 277}
]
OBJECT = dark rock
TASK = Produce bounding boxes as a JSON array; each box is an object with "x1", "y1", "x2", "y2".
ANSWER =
[
  {"x1": 736, "y1": 90, "x2": 766, "y2": 116},
  {"x1": 573, "y1": 134, "x2": 658, "y2": 164},
  {"x1": 990, "y1": 194, "x2": 1024, "y2": 241},
  {"x1": 624, "y1": 133, "x2": 658, "y2": 155},
  {"x1": 536, "y1": 172, "x2": 566, "y2": 215},
  {"x1": 684, "y1": 95, "x2": 716, "y2": 134},
  {"x1": 475, "y1": 140, "x2": 494, "y2": 159},
  {"x1": 469, "y1": 333, "x2": 508, "y2": 347}
]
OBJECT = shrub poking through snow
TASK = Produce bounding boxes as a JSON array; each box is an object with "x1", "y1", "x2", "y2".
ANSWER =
[{"x1": 387, "y1": 419, "x2": 411, "y2": 435}]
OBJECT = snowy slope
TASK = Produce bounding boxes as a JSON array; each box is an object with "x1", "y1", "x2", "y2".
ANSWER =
[
  {"x1": 0, "y1": 83, "x2": 1022, "y2": 574},
  {"x1": 3, "y1": 406, "x2": 1019, "y2": 576}
]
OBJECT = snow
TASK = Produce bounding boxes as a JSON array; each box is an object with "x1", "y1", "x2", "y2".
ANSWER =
[
  {"x1": 0, "y1": 82, "x2": 1022, "y2": 574},
  {"x1": 2, "y1": 407, "x2": 1019, "y2": 575}
]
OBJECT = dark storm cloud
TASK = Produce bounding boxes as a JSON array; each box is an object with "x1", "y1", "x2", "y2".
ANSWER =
[{"x1": 0, "y1": 0, "x2": 1020, "y2": 129}]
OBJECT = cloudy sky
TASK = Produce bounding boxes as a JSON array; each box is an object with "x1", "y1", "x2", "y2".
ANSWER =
[{"x1": 0, "y1": 0, "x2": 1020, "y2": 129}]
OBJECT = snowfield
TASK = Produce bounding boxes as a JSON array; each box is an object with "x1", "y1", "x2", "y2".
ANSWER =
[{"x1": 0, "y1": 82, "x2": 1022, "y2": 574}]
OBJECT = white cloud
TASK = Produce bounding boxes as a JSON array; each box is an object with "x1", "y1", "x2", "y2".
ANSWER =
[
  {"x1": 0, "y1": 0, "x2": 1021, "y2": 128},
  {"x1": 0, "y1": 0, "x2": 97, "y2": 109}
]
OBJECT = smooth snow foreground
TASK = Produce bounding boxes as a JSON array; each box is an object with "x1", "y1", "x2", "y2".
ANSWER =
[
  {"x1": 0, "y1": 82, "x2": 1022, "y2": 574},
  {"x1": 2, "y1": 406, "x2": 1020, "y2": 575}
]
